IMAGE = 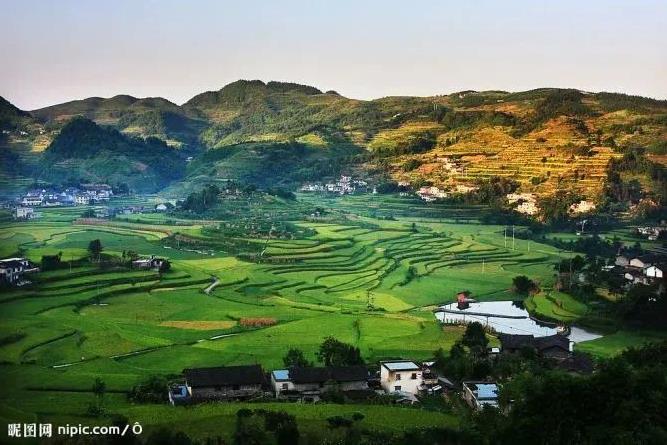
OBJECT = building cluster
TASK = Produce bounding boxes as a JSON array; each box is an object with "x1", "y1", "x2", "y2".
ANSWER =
[
  {"x1": 636, "y1": 226, "x2": 666, "y2": 241},
  {"x1": 0, "y1": 257, "x2": 39, "y2": 287},
  {"x1": 300, "y1": 176, "x2": 368, "y2": 195},
  {"x1": 568, "y1": 200, "x2": 596, "y2": 215},
  {"x1": 169, "y1": 360, "x2": 464, "y2": 407},
  {"x1": 416, "y1": 186, "x2": 448, "y2": 202},
  {"x1": 613, "y1": 253, "x2": 664, "y2": 285},
  {"x1": 506, "y1": 193, "x2": 539, "y2": 216},
  {"x1": 14, "y1": 184, "x2": 114, "y2": 216}
]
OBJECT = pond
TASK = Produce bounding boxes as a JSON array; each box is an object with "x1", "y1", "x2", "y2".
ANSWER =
[{"x1": 434, "y1": 300, "x2": 602, "y2": 344}]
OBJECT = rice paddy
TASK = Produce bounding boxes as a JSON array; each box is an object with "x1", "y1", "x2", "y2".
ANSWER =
[{"x1": 0, "y1": 194, "x2": 653, "y2": 437}]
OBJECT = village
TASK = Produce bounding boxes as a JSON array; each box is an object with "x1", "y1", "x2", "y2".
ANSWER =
[{"x1": 166, "y1": 326, "x2": 583, "y2": 412}]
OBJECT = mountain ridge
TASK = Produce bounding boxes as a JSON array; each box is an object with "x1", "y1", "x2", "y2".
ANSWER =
[{"x1": 2, "y1": 81, "x2": 666, "y2": 207}]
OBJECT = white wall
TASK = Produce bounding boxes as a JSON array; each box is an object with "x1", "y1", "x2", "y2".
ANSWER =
[{"x1": 380, "y1": 366, "x2": 422, "y2": 395}]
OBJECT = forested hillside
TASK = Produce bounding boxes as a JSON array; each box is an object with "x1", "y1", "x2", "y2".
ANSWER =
[{"x1": 2, "y1": 81, "x2": 666, "y2": 206}]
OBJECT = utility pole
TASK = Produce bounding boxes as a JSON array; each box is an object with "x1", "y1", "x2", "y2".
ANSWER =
[
  {"x1": 504, "y1": 227, "x2": 507, "y2": 248},
  {"x1": 512, "y1": 225, "x2": 515, "y2": 250},
  {"x1": 482, "y1": 259, "x2": 485, "y2": 274}
]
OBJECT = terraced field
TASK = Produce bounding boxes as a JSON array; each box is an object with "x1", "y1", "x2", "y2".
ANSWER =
[{"x1": 0, "y1": 195, "x2": 647, "y2": 438}]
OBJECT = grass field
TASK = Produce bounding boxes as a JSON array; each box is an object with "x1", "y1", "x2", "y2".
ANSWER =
[{"x1": 0, "y1": 195, "x2": 661, "y2": 440}]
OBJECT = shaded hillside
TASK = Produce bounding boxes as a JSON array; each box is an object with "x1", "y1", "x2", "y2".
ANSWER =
[
  {"x1": 31, "y1": 95, "x2": 206, "y2": 149},
  {"x1": 40, "y1": 117, "x2": 185, "y2": 192}
]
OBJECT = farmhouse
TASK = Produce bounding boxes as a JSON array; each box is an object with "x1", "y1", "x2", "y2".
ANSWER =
[
  {"x1": 462, "y1": 381, "x2": 499, "y2": 410},
  {"x1": 271, "y1": 366, "x2": 369, "y2": 402},
  {"x1": 629, "y1": 254, "x2": 658, "y2": 270},
  {"x1": 183, "y1": 364, "x2": 267, "y2": 401},
  {"x1": 0, "y1": 258, "x2": 39, "y2": 286},
  {"x1": 14, "y1": 207, "x2": 35, "y2": 219},
  {"x1": 498, "y1": 334, "x2": 571, "y2": 359},
  {"x1": 644, "y1": 265, "x2": 663, "y2": 279},
  {"x1": 380, "y1": 361, "x2": 423, "y2": 395},
  {"x1": 132, "y1": 255, "x2": 169, "y2": 271}
]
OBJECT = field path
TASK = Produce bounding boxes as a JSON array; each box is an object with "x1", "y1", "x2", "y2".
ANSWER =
[{"x1": 203, "y1": 276, "x2": 221, "y2": 294}]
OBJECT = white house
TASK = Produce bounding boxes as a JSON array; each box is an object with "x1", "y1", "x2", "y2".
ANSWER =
[
  {"x1": 380, "y1": 361, "x2": 422, "y2": 395},
  {"x1": 0, "y1": 258, "x2": 39, "y2": 286},
  {"x1": 462, "y1": 381, "x2": 499, "y2": 410},
  {"x1": 14, "y1": 207, "x2": 34, "y2": 219},
  {"x1": 74, "y1": 195, "x2": 90, "y2": 206},
  {"x1": 155, "y1": 203, "x2": 168, "y2": 212},
  {"x1": 270, "y1": 369, "x2": 294, "y2": 397},
  {"x1": 21, "y1": 196, "x2": 43, "y2": 206},
  {"x1": 644, "y1": 265, "x2": 663, "y2": 279}
]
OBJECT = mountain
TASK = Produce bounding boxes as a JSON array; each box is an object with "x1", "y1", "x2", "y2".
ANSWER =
[
  {"x1": 31, "y1": 95, "x2": 206, "y2": 149},
  {"x1": 39, "y1": 117, "x2": 185, "y2": 192},
  {"x1": 2, "y1": 82, "x2": 666, "y2": 207}
]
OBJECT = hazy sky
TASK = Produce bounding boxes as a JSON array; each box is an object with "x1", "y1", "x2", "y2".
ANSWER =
[{"x1": 2, "y1": 0, "x2": 666, "y2": 110}]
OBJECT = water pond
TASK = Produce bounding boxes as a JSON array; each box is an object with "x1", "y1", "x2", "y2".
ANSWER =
[{"x1": 434, "y1": 300, "x2": 602, "y2": 344}]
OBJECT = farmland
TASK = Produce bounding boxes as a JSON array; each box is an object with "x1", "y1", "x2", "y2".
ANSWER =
[{"x1": 0, "y1": 194, "x2": 662, "y2": 439}]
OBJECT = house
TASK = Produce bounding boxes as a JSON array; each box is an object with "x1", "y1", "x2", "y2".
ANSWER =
[
  {"x1": 168, "y1": 384, "x2": 190, "y2": 405},
  {"x1": 0, "y1": 258, "x2": 39, "y2": 286},
  {"x1": 532, "y1": 335, "x2": 571, "y2": 360},
  {"x1": 21, "y1": 195, "x2": 43, "y2": 206},
  {"x1": 498, "y1": 333, "x2": 571, "y2": 359},
  {"x1": 462, "y1": 381, "x2": 499, "y2": 410},
  {"x1": 497, "y1": 334, "x2": 535, "y2": 354},
  {"x1": 271, "y1": 366, "x2": 369, "y2": 402},
  {"x1": 74, "y1": 195, "x2": 90, "y2": 206},
  {"x1": 380, "y1": 361, "x2": 423, "y2": 395},
  {"x1": 644, "y1": 265, "x2": 663, "y2": 279},
  {"x1": 615, "y1": 255, "x2": 630, "y2": 267},
  {"x1": 624, "y1": 269, "x2": 649, "y2": 285},
  {"x1": 629, "y1": 254, "x2": 658, "y2": 270},
  {"x1": 183, "y1": 365, "x2": 266, "y2": 401},
  {"x1": 569, "y1": 200, "x2": 596, "y2": 215},
  {"x1": 155, "y1": 203, "x2": 168, "y2": 212},
  {"x1": 132, "y1": 255, "x2": 169, "y2": 271},
  {"x1": 14, "y1": 207, "x2": 34, "y2": 219}
]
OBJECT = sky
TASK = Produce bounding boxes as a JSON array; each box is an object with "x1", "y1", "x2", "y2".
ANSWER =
[{"x1": 2, "y1": 0, "x2": 666, "y2": 110}]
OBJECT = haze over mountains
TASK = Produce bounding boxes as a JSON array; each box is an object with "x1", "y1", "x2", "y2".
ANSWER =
[{"x1": 1, "y1": 80, "x2": 666, "y2": 204}]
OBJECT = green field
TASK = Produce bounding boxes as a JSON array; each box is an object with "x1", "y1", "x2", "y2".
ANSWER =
[{"x1": 0, "y1": 195, "x2": 660, "y2": 440}]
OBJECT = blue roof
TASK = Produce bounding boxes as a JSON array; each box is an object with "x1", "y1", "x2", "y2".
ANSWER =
[
  {"x1": 272, "y1": 369, "x2": 290, "y2": 381},
  {"x1": 475, "y1": 383, "x2": 498, "y2": 400}
]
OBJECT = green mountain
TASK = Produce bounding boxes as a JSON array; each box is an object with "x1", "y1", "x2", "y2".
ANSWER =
[
  {"x1": 39, "y1": 117, "x2": 185, "y2": 192},
  {"x1": 2, "y1": 82, "x2": 666, "y2": 207},
  {"x1": 31, "y1": 95, "x2": 206, "y2": 149},
  {"x1": 0, "y1": 96, "x2": 33, "y2": 131}
]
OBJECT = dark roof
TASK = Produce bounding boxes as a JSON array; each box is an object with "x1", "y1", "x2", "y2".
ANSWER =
[
  {"x1": 499, "y1": 334, "x2": 570, "y2": 353},
  {"x1": 290, "y1": 366, "x2": 368, "y2": 384},
  {"x1": 498, "y1": 334, "x2": 535, "y2": 350},
  {"x1": 184, "y1": 365, "x2": 265, "y2": 387},
  {"x1": 556, "y1": 354, "x2": 594, "y2": 374},
  {"x1": 634, "y1": 254, "x2": 660, "y2": 264},
  {"x1": 533, "y1": 334, "x2": 570, "y2": 352}
]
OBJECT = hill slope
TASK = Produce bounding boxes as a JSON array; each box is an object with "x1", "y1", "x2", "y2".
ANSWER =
[
  {"x1": 39, "y1": 117, "x2": 185, "y2": 192},
  {"x1": 2, "y1": 83, "x2": 666, "y2": 205}
]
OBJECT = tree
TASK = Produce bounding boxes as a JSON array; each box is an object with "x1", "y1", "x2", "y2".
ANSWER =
[
  {"x1": 283, "y1": 348, "x2": 312, "y2": 368},
  {"x1": 461, "y1": 322, "x2": 489, "y2": 356},
  {"x1": 88, "y1": 239, "x2": 103, "y2": 262},
  {"x1": 512, "y1": 275, "x2": 538, "y2": 295},
  {"x1": 317, "y1": 337, "x2": 364, "y2": 366},
  {"x1": 92, "y1": 377, "x2": 106, "y2": 414},
  {"x1": 81, "y1": 208, "x2": 96, "y2": 218}
]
